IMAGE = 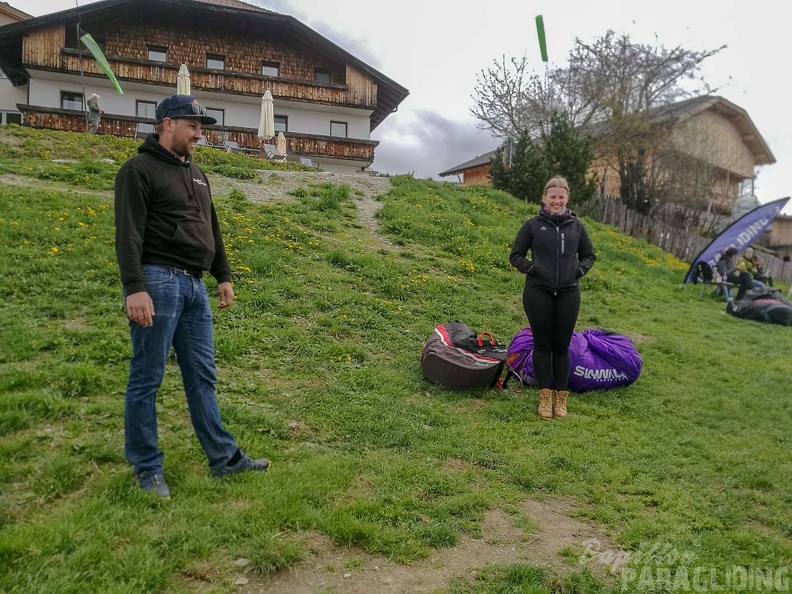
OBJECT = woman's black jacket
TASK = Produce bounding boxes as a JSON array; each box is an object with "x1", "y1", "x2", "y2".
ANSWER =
[{"x1": 509, "y1": 209, "x2": 596, "y2": 293}]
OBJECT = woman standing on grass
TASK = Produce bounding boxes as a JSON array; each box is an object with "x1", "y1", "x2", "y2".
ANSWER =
[{"x1": 509, "y1": 176, "x2": 596, "y2": 420}]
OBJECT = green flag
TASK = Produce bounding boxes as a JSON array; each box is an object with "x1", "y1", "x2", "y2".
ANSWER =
[
  {"x1": 535, "y1": 15, "x2": 548, "y2": 62},
  {"x1": 80, "y1": 32, "x2": 123, "y2": 95}
]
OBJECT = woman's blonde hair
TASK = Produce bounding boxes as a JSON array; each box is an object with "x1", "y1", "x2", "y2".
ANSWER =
[{"x1": 543, "y1": 175, "x2": 569, "y2": 194}]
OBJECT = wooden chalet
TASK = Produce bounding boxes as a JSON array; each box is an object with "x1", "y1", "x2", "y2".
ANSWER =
[
  {"x1": 591, "y1": 95, "x2": 775, "y2": 214},
  {"x1": 0, "y1": 0, "x2": 409, "y2": 173}
]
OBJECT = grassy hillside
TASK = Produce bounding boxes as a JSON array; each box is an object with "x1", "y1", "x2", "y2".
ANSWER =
[{"x1": 0, "y1": 127, "x2": 790, "y2": 593}]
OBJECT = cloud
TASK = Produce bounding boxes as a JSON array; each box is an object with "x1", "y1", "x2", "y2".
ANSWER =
[
  {"x1": 371, "y1": 110, "x2": 498, "y2": 180},
  {"x1": 259, "y1": 0, "x2": 383, "y2": 70}
]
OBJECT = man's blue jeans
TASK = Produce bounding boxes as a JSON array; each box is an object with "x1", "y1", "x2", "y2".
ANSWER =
[{"x1": 124, "y1": 265, "x2": 237, "y2": 476}]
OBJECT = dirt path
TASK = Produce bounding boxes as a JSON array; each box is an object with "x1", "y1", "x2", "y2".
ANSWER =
[
  {"x1": 233, "y1": 497, "x2": 623, "y2": 593},
  {"x1": 1, "y1": 169, "x2": 393, "y2": 237},
  {"x1": 210, "y1": 169, "x2": 394, "y2": 237}
]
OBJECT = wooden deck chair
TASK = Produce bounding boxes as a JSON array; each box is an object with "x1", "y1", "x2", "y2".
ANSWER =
[
  {"x1": 263, "y1": 142, "x2": 287, "y2": 161},
  {"x1": 134, "y1": 122, "x2": 154, "y2": 139},
  {"x1": 222, "y1": 140, "x2": 243, "y2": 153}
]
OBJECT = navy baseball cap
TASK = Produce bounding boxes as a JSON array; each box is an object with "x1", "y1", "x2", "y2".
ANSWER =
[{"x1": 155, "y1": 94, "x2": 216, "y2": 125}]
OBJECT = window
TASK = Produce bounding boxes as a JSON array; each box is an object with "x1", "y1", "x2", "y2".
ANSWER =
[
  {"x1": 205, "y1": 108, "x2": 224, "y2": 125},
  {"x1": 67, "y1": 29, "x2": 104, "y2": 51},
  {"x1": 274, "y1": 115, "x2": 287, "y2": 133},
  {"x1": 1, "y1": 112, "x2": 22, "y2": 125},
  {"x1": 330, "y1": 121, "x2": 347, "y2": 138},
  {"x1": 314, "y1": 69, "x2": 331, "y2": 84},
  {"x1": 261, "y1": 62, "x2": 279, "y2": 77},
  {"x1": 61, "y1": 91, "x2": 83, "y2": 111},
  {"x1": 136, "y1": 100, "x2": 156, "y2": 120},
  {"x1": 148, "y1": 46, "x2": 167, "y2": 62},
  {"x1": 206, "y1": 54, "x2": 225, "y2": 70}
]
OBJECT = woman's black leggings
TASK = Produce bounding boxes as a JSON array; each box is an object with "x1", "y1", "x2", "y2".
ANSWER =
[{"x1": 522, "y1": 284, "x2": 580, "y2": 390}]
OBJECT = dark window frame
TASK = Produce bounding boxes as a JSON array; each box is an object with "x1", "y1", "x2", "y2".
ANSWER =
[
  {"x1": 330, "y1": 120, "x2": 347, "y2": 138},
  {"x1": 136, "y1": 100, "x2": 157, "y2": 120},
  {"x1": 205, "y1": 107, "x2": 225, "y2": 125},
  {"x1": 261, "y1": 61, "x2": 280, "y2": 77},
  {"x1": 148, "y1": 46, "x2": 167, "y2": 62},
  {"x1": 274, "y1": 115, "x2": 287, "y2": 133},
  {"x1": 206, "y1": 54, "x2": 225, "y2": 70},
  {"x1": 61, "y1": 91, "x2": 84, "y2": 111},
  {"x1": 314, "y1": 69, "x2": 331, "y2": 84}
]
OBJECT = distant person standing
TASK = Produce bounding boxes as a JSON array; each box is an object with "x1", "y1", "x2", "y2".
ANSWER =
[
  {"x1": 114, "y1": 94, "x2": 269, "y2": 498},
  {"x1": 86, "y1": 93, "x2": 103, "y2": 134},
  {"x1": 510, "y1": 176, "x2": 596, "y2": 420}
]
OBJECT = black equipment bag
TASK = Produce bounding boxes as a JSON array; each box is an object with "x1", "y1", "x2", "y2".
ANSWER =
[
  {"x1": 420, "y1": 321, "x2": 508, "y2": 389},
  {"x1": 727, "y1": 288, "x2": 792, "y2": 326}
]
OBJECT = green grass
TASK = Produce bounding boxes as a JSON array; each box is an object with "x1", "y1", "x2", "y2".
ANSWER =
[{"x1": 1, "y1": 127, "x2": 791, "y2": 593}]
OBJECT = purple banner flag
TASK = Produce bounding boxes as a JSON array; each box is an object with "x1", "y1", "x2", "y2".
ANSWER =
[{"x1": 683, "y1": 197, "x2": 790, "y2": 283}]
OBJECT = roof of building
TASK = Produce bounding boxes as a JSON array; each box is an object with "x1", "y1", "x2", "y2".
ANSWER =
[
  {"x1": 646, "y1": 95, "x2": 775, "y2": 166},
  {"x1": 198, "y1": 0, "x2": 270, "y2": 10},
  {"x1": 438, "y1": 148, "x2": 499, "y2": 177},
  {"x1": 0, "y1": 2, "x2": 30, "y2": 21},
  {"x1": 0, "y1": 0, "x2": 408, "y2": 130}
]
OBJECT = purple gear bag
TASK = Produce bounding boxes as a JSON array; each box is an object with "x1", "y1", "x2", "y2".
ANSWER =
[{"x1": 506, "y1": 327, "x2": 642, "y2": 392}]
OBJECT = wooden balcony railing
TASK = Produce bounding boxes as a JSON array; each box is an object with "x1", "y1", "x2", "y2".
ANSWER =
[
  {"x1": 58, "y1": 50, "x2": 376, "y2": 109},
  {"x1": 18, "y1": 106, "x2": 379, "y2": 163}
]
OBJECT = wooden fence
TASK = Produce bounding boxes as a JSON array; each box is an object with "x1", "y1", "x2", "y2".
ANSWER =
[{"x1": 592, "y1": 197, "x2": 792, "y2": 284}]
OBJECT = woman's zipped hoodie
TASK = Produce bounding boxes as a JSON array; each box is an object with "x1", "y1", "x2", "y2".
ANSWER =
[
  {"x1": 114, "y1": 134, "x2": 232, "y2": 295},
  {"x1": 509, "y1": 209, "x2": 596, "y2": 293}
]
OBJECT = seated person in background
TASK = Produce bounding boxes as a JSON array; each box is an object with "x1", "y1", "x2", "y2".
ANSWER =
[
  {"x1": 716, "y1": 247, "x2": 755, "y2": 302},
  {"x1": 739, "y1": 247, "x2": 766, "y2": 290},
  {"x1": 743, "y1": 246, "x2": 774, "y2": 287}
]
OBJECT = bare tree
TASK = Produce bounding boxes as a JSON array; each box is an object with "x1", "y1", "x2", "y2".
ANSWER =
[
  {"x1": 470, "y1": 56, "x2": 601, "y2": 140},
  {"x1": 471, "y1": 30, "x2": 725, "y2": 213}
]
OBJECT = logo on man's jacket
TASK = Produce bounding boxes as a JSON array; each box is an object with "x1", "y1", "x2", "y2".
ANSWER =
[
  {"x1": 539, "y1": 226, "x2": 547, "y2": 231},
  {"x1": 193, "y1": 178, "x2": 208, "y2": 187}
]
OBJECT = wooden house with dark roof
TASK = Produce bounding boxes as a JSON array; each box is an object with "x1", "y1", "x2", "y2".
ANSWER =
[
  {"x1": 438, "y1": 95, "x2": 775, "y2": 215},
  {"x1": 0, "y1": 0, "x2": 409, "y2": 173},
  {"x1": 438, "y1": 149, "x2": 499, "y2": 184},
  {"x1": 592, "y1": 95, "x2": 775, "y2": 213}
]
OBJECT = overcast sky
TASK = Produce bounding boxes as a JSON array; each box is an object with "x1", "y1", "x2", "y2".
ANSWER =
[{"x1": 21, "y1": 0, "x2": 792, "y2": 211}]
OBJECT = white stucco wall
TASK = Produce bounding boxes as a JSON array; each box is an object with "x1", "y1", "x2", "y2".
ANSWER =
[
  {"x1": 0, "y1": 78, "x2": 26, "y2": 114},
  {"x1": 28, "y1": 75, "x2": 372, "y2": 140},
  {"x1": 195, "y1": 97, "x2": 370, "y2": 138}
]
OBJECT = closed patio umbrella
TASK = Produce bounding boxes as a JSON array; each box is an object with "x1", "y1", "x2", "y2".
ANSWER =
[
  {"x1": 257, "y1": 89, "x2": 275, "y2": 141},
  {"x1": 177, "y1": 64, "x2": 191, "y2": 95}
]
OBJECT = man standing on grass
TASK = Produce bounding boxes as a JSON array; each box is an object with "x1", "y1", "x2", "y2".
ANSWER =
[{"x1": 114, "y1": 94, "x2": 269, "y2": 498}]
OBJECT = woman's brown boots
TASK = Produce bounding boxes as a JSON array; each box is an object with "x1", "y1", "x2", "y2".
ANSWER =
[
  {"x1": 537, "y1": 389, "x2": 569, "y2": 420},
  {"x1": 537, "y1": 389, "x2": 553, "y2": 420},
  {"x1": 553, "y1": 390, "x2": 569, "y2": 418}
]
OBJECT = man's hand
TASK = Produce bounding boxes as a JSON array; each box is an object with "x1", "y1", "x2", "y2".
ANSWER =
[
  {"x1": 126, "y1": 291, "x2": 155, "y2": 327},
  {"x1": 218, "y1": 281, "x2": 234, "y2": 309}
]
